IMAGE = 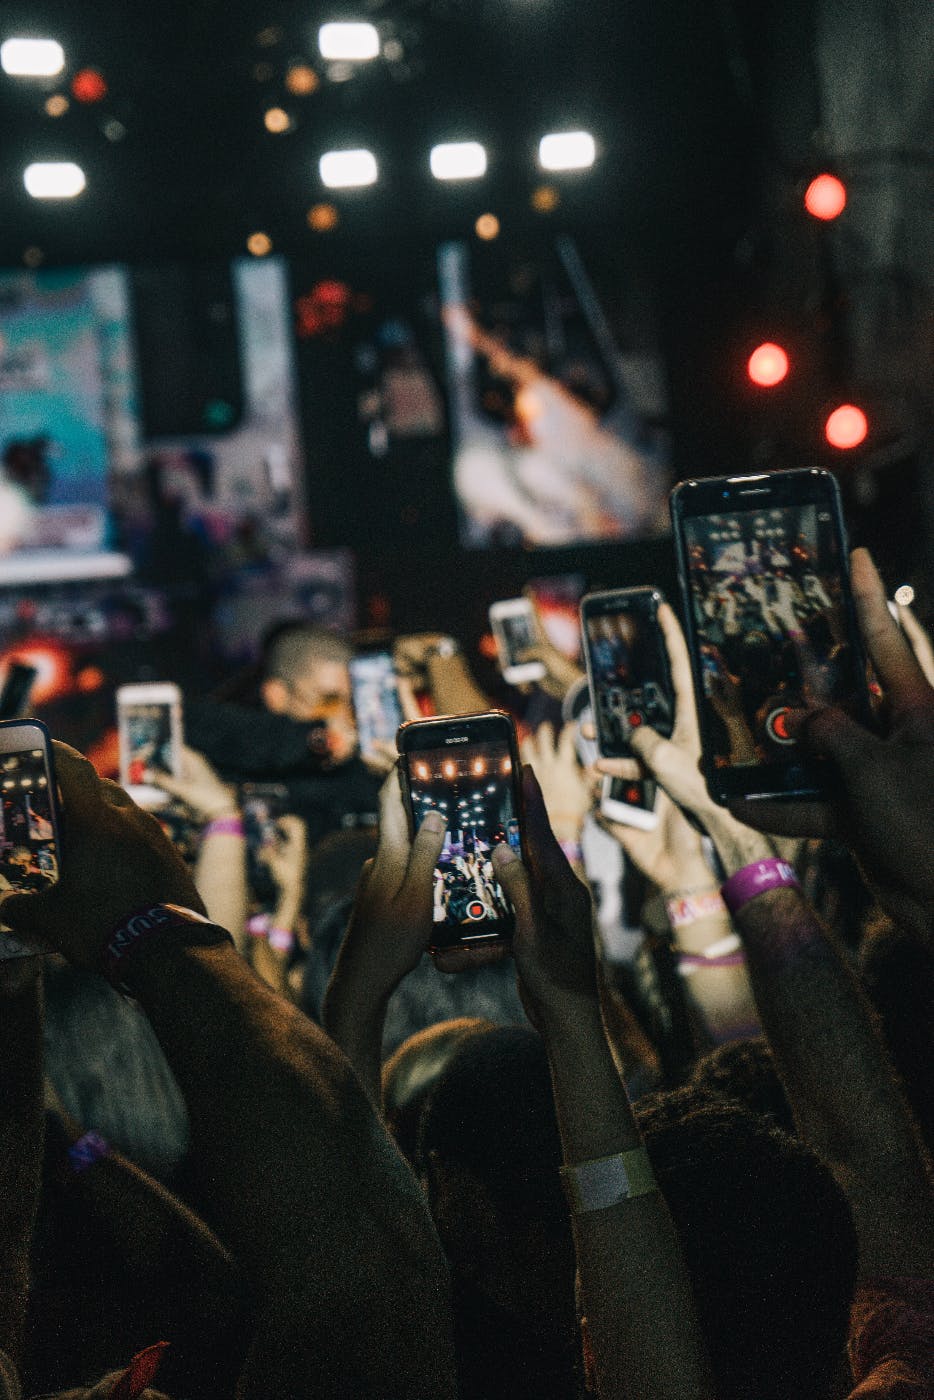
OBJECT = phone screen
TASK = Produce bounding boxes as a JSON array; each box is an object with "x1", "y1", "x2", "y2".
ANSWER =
[
  {"x1": 122, "y1": 702, "x2": 176, "y2": 786},
  {"x1": 0, "y1": 745, "x2": 59, "y2": 897},
  {"x1": 583, "y1": 593, "x2": 673, "y2": 758},
  {"x1": 405, "y1": 735, "x2": 520, "y2": 942},
  {"x1": 497, "y1": 609, "x2": 537, "y2": 671},
  {"x1": 242, "y1": 783, "x2": 290, "y2": 909},
  {"x1": 682, "y1": 500, "x2": 860, "y2": 775},
  {"x1": 350, "y1": 654, "x2": 404, "y2": 760}
]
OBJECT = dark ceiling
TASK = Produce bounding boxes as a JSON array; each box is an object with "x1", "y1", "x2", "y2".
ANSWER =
[{"x1": 0, "y1": 0, "x2": 764, "y2": 267}]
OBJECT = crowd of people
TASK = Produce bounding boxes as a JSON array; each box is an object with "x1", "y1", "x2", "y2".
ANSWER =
[{"x1": 0, "y1": 536, "x2": 932, "y2": 1400}]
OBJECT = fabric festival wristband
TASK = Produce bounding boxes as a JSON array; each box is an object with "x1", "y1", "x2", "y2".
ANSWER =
[
  {"x1": 560, "y1": 840, "x2": 583, "y2": 865},
  {"x1": 665, "y1": 888, "x2": 727, "y2": 929},
  {"x1": 68, "y1": 1130, "x2": 111, "y2": 1174},
  {"x1": 103, "y1": 903, "x2": 233, "y2": 994},
  {"x1": 248, "y1": 913, "x2": 270, "y2": 938},
  {"x1": 268, "y1": 925, "x2": 295, "y2": 953},
  {"x1": 202, "y1": 815, "x2": 244, "y2": 839},
  {"x1": 560, "y1": 1147, "x2": 657, "y2": 1215},
  {"x1": 721, "y1": 858, "x2": 801, "y2": 916}
]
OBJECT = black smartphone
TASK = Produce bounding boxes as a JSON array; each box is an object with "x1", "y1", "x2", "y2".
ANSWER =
[
  {"x1": 0, "y1": 663, "x2": 39, "y2": 721},
  {"x1": 580, "y1": 587, "x2": 674, "y2": 760},
  {"x1": 397, "y1": 710, "x2": 524, "y2": 952},
  {"x1": 349, "y1": 652, "x2": 405, "y2": 764},
  {"x1": 0, "y1": 719, "x2": 61, "y2": 957},
  {"x1": 241, "y1": 782, "x2": 291, "y2": 909},
  {"x1": 670, "y1": 467, "x2": 872, "y2": 804}
]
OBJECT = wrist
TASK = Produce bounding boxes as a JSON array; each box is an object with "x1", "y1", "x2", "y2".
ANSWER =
[
  {"x1": 202, "y1": 812, "x2": 243, "y2": 837},
  {"x1": 704, "y1": 811, "x2": 775, "y2": 875},
  {"x1": 102, "y1": 903, "x2": 233, "y2": 995}
]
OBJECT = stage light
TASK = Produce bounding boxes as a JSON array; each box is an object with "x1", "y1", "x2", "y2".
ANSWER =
[
  {"x1": 747, "y1": 342, "x2": 789, "y2": 387},
  {"x1": 430, "y1": 142, "x2": 486, "y2": 181},
  {"x1": 318, "y1": 23, "x2": 379, "y2": 61},
  {"x1": 472, "y1": 757, "x2": 487, "y2": 776},
  {"x1": 44, "y1": 94, "x2": 69, "y2": 117},
  {"x1": 1, "y1": 38, "x2": 64, "y2": 76},
  {"x1": 307, "y1": 202, "x2": 339, "y2": 231},
  {"x1": 475, "y1": 213, "x2": 500, "y2": 240},
  {"x1": 24, "y1": 162, "x2": 85, "y2": 198},
  {"x1": 286, "y1": 64, "x2": 319, "y2": 95},
  {"x1": 531, "y1": 183, "x2": 560, "y2": 212},
  {"x1": 71, "y1": 69, "x2": 107, "y2": 103},
  {"x1": 442, "y1": 759, "x2": 456, "y2": 779},
  {"x1": 825, "y1": 404, "x2": 868, "y2": 449},
  {"x1": 501, "y1": 756, "x2": 512, "y2": 774},
  {"x1": 538, "y1": 130, "x2": 596, "y2": 171},
  {"x1": 264, "y1": 106, "x2": 292, "y2": 133},
  {"x1": 247, "y1": 231, "x2": 273, "y2": 256},
  {"x1": 894, "y1": 585, "x2": 914, "y2": 607},
  {"x1": 805, "y1": 173, "x2": 846, "y2": 221},
  {"x1": 320, "y1": 148, "x2": 378, "y2": 188}
]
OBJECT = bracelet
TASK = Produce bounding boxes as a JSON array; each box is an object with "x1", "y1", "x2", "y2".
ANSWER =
[
  {"x1": 560, "y1": 1147, "x2": 657, "y2": 1215},
  {"x1": 678, "y1": 933, "x2": 747, "y2": 973},
  {"x1": 103, "y1": 903, "x2": 234, "y2": 995},
  {"x1": 248, "y1": 913, "x2": 270, "y2": 938},
  {"x1": 268, "y1": 925, "x2": 295, "y2": 953},
  {"x1": 665, "y1": 888, "x2": 727, "y2": 930},
  {"x1": 721, "y1": 858, "x2": 801, "y2": 916},
  {"x1": 425, "y1": 636, "x2": 459, "y2": 662},
  {"x1": 559, "y1": 839, "x2": 583, "y2": 865},
  {"x1": 202, "y1": 814, "x2": 244, "y2": 839},
  {"x1": 68, "y1": 1130, "x2": 111, "y2": 1174}
]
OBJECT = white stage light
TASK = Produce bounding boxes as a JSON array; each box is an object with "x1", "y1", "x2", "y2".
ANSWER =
[
  {"x1": 319, "y1": 148, "x2": 378, "y2": 188},
  {"x1": 24, "y1": 162, "x2": 86, "y2": 198},
  {"x1": 538, "y1": 131, "x2": 596, "y2": 171},
  {"x1": 318, "y1": 23, "x2": 379, "y2": 61},
  {"x1": 1, "y1": 38, "x2": 64, "y2": 76},
  {"x1": 430, "y1": 142, "x2": 487, "y2": 181}
]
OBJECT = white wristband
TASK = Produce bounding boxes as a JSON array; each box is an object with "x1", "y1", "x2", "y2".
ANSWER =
[{"x1": 560, "y1": 1147, "x2": 657, "y2": 1215}]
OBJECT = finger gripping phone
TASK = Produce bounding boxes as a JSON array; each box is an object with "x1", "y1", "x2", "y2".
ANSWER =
[
  {"x1": 0, "y1": 719, "x2": 62, "y2": 956},
  {"x1": 116, "y1": 683, "x2": 183, "y2": 809},
  {"x1": 349, "y1": 652, "x2": 405, "y2": 763},
  {"x1": 670, "y1": 467, "x2": 872, "y2": 803},
  {"x1": 580, "y1": 587, "x2": 675, "y2": 760},
  {"x1": 489, "y1": 599, "x2": 546, "y2": 685},
  {"x1": 397, "y1": 710, "x2": 525, "y2": 952}
]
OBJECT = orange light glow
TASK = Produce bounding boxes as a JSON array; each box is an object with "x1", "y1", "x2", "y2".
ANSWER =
[
  {"x1": 471, "y1": 757, "x2": 486, "y2": 776},
  {"x1": 286, "y1": 64, "x2": 319, "y2": 95},
  {"x1": 247, "y1": 232, "x2": 273, "y2": 256},
  {"x1": 71, "y1": 69, "x2": 107, "y2": 103},
  {"x1": 747, "y1": 342, "x2": 789, "y2": 387},
  {"x1": 442, "y1": 759, "x2": 456, "y2": 780},
  {"x1": 475, "y1": 213, "x2": 500, "y2": 241},
  {"x1": 307, "y1": 202, "x2": 339, "y2": 232},
  {"x1": 501, "y1": 756, "x2": 512, "y2": 774},
  {"x1": 805, "y1": 174, "x2": 846, "y2": 221},
  {"x1": 264, "y1": 107, "x2": 292, "y2": 133},
  {"x1": 825, "y1": 404, "x2": 868, "y2": 450}
]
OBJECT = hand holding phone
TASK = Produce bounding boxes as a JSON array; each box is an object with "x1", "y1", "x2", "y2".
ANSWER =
[
  {"x1": 0, "y1": 720, "x2": 61, "y2": 958},
  {"x1": 489, "y1": 599, "x2": 546, "y2": 685}
]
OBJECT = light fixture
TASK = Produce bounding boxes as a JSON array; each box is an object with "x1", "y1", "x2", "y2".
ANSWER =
[
  {"x1": 318, "y1": 23, "x2": 379, "y2": 61},
  {"x1": 1, "y1": 38, "x2": 64, "y2": 76},
  {"x1": 538, "y1": 130, "x2": 596, "y2": 172},
  {"x1": 319, "y1": 148, "x2": 377, "y2": 188},
  {"x1": 825, "y1": 404, "x2": 867, "y2": 449},
  {"x1": 805, "y1": 174, "x2": 846, "y2": 221},
  {"x1": 247, "y1": 232, "x2": 273, "y2": 256},
  {"x1": 430, "y1": 141, "x2": 487, "y2": 181},
  {"x1": 747, "y1": 342, "x2": 789, "y2": 388},
  {"x1": 24, "y1": 162, "x2": 86, "y2": 198}
]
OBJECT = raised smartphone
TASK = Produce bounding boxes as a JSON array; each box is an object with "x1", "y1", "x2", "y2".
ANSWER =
[
  {"x1": 600, "y1": 775, "x2": 659, "y2": 831},
  {"x1": 580, "y1": 587, "x2": 674, "y2": 760},
  {"x1": 670, "y1": 467, "x2": 871, "y2": 803},
  {"x1": 489, "y1": 599, "x2": 546, "y2": 685},
  {"x1": 349, "y1": 652, "x2": 405, "y2": 763},
  {"x1": 397, "y1": 710, "x2": 524, "y2": 951},
  {"x1": 0, "y1": 663, "x2": 39, "y2": 721},
  {"x1": 117, "y1": 682, "x2": 183, "y2": 809},
  {"x1": 0, "y1": 719, "x2": 61, "y2": 957}
]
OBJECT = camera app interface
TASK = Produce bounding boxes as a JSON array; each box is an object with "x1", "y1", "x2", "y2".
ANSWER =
[
  {"x1": 586, "y1": 606, "x2": 673, "y2": 754},
  {"x1": 408, "y1": 738, "x2": 520, "y2": 933},
  {"x1": 351, "y1": 656, "x2": 403, "y2": 757},
  {"x1": 0, "y1": 748, "x2": 58, "y2": 896},
  {"x1": 499, "y1": 611, "x2": 536, "y2": 669},
  {"x1": 124, "y1": 704, "x2": 174, "y2": 785},
  {"x1": 684, "y1": 503, "x2": 856, "y2": 769}
]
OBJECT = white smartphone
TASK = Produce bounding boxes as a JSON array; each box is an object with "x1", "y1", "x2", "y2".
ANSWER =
[
  {"x1": 117, "y1": 682, "x2": 183, "y2": 809},
  {"x1": 600, "y1": 774, "x2": 659, "y2": 831},
  {"x1": 489, "y1": 599, "x2": 546, "y2": 685},
  {"x1": 349, "y1": 652, "x2": 405, "y2": 763},
  {"x1": 0, "y1": 719, "x2": 61, "y2": 956}
]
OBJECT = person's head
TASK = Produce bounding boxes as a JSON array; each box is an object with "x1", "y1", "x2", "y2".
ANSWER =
[
  {"x1": 637, "y1": 1089, "x2": 857, "y2": 1400},
  {"x1": 382, "y1": 1017, "x2": 497, "y2": 1165},
  {"x1": 690, "y1": 1037, "x2": 795, "y2": 1134},
  {"x1": 418, "y1": 1026, "x2": 575, "y2": 1330},
  {"x1": 259, "y1": 622, "x2": 353, "y2": 724}
]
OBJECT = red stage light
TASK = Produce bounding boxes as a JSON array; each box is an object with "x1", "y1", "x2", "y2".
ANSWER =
[
  {"x1": 747, "y1": 342, "x2": 789, "y2": 387},
  {"x1": 805, "y1": 174, "x2": 846, "y2": 221},
  {"x1": 825, "y1": 404, "x2": 868, "y2": 450},
  {"x1": 71, "y1": 68, "x2": 107, "y2": 102}
]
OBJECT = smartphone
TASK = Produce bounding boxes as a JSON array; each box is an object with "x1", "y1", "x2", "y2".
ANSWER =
[
  {"x1": 581, "y1": 587, "x2": 675, "y2": 760},
  {"x1": 0, "y1": 719, "x2": 61, "y2": 957},
  {"x1": 0, "y1": 663, "x2": 39, "y2": 721},
  {"x1": 397, "y1": 710, "x2": 524, "y2": 951},
  {"x1": 349, "y1": 652, "x2": 405, "y2": 763},
  {"x1": 116, "y1": 682, "x2": 183, "y2": 809},
  {"x1": 600, "y1": 775, "x2": 659, "y2": 831},
  {"x1": 670, "y1": 467, "x2": 872, "y2": 803},
  {"x1": 489, "y1": 599, "x2": 546, "y2": 685},
  {"x1": 241, "y1": 782, "x2": 291, "y2": 909}
]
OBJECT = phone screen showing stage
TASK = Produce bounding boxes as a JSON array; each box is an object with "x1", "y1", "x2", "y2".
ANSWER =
[
  {"x1": 0, "y1": 746, "x2": 59, "y2": 896},
  {"x1": 498, "y1": 611, "x2": 537, "y2": 670},
  {"x1": 406, "y1": 737, "x2": 520, "y2": 938},
  {"x1": 122, "y1": 704, "x2": 175, "y2": 786},
  {"x1": 350, "y1": 655, "x2": 404, "y2": 759},
  {"x1": 682, "y1": 502, "x2": 860, "y2": 770},
  {"x1": 585, "y1": 603, "x2": 673, "y2": 757}
]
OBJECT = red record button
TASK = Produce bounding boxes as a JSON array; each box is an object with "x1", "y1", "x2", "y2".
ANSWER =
[
  {"x1": 766, "y1": 707, "x2": 796, "y2": 746},
  {"x1": 625, "y1": 785, "x2": 642, "y2": 804},
  {"x1": 628, "y1": 712, "x2": 643, "y2": 728}
]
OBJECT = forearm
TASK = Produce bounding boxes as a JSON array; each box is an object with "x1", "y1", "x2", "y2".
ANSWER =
[
  {"x1": 0, "y1": 977, "x2": 44, "y2": 1363},
  {"x1": 543, "y1": 1001, "x2": 713, "y2": 1400},
  {"x1": 321, "y1": 955, "x2": 388, "y2": 1108},
  {"x1": 427, "y1": 654, "x2": 490, "y2": 715},
  {"x1": 251, "y1": 889, "x2": 302, "y2": 996},
  {"x1": 671, "y1": 906, "x2": 759, "y2": 1043},
  {"x1": 195, "y1": 832, "x2": 249, "y2": 952}
]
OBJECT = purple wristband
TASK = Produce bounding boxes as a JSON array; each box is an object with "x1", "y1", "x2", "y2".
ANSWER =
[
  {"x1": 721, "y1": 858, "x2": 801, "y2": 916},
  {"x1": 202, "y1": 815, "x2": 244, "y2": 839},
  {"x1": 68, "y1": 1130, "x2": 110, "y2": 1174},
  {"x1": 103, "y1": 903, "x2": 231, "y2": 993}
]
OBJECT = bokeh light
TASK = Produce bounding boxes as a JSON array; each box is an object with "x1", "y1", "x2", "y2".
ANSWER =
[
  {"x1": 44, "y1": 93, "x2": 69, "y2": 117},
  {"x1": 825, "y1": 404, "x2": 868, "y2": 449},
  {"x1": 805, "y1": 173, "x2": 847, "y2": 221},
  {"x1": 307, "y1": 202, "x2": 339, "y2": 232},
  {"x1": 264, "y1": 106, "x2": 292, "y2": 133},
  {"x1": 286, "y1": 64, "x2": 319, "y2": 95},
  {"x1": 475, "y1": 213, "x2": 500, "y2": 240},
  {"x1": 747, "y1": 342, "x2": 789, "y2": 387},
  {"x1": 247, "y1": 232, "x2": 273, "y2": 256},
  {"x1": 71, "y1": 69, "x2": 107, "y2": 103},
  {"x1": 531, "y1": 184, "x2": 560, "y2": 213}
]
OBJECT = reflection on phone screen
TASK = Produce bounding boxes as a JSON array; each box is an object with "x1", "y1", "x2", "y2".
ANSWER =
[
  {"x1": 0, "y1": 748, "x2": 58, "y2": 896},
  {"x1": 351, "y1": 656, "x2": 403, "y2": 757},
  {"x1": 408, "y1": 738, "x2": 519, "y2": 933},
  {"x1": 684, "y1": 504, "x2": 856, "y2": 769},
  {"x1": 586, "y1": 609, "x2": 673, "y2": 753},
  {"x1": 124, "y1": 704, "x2": 174, "y2": 786}
]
